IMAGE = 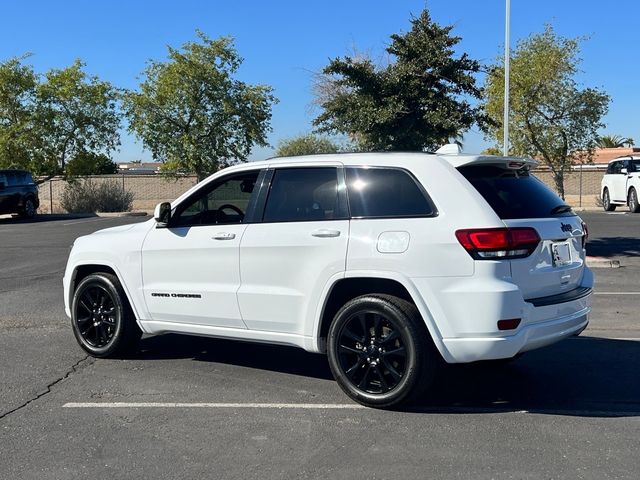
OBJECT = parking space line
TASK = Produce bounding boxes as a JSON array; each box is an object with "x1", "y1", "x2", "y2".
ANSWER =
[
  {"x1": 62, "y1": 218, "x2": 107, "y2": 226},
  {"x1": 63, "y1": 402, "x2": 366, "y2": 409}
]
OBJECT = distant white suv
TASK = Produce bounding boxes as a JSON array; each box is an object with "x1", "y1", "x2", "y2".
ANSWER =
[
  {"x1": 64, "y1": 152, "x2": 592, "y2": 407},
  {"x1": 601, "y1": 156, "x2": 640, "y2": 212}
]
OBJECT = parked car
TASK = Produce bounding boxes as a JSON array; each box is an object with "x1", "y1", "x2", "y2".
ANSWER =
[
  {"x1": 0, "y1": 169, "x2": 39, "y2": 218},
  {"x1": 63, "y1": 152, "x2": 592, "y2": 408},
  {"x1": 601, "y1": 156, "x2": 640, "y2": 212}
]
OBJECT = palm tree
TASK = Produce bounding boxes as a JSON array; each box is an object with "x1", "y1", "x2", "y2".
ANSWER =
[{"x1": 597, "y1": 134, "x2": 635, "y2": 148}]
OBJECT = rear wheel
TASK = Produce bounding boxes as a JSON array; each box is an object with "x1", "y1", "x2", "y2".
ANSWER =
[
  {"x1": 19, "y1": 198, "x2": 36, "y2": 218},
  {"x1": 602, "y1": 189, "x2": 616, "y2": 211},
  {"x1": 71, "y1": 273, "x2": 141, "y2": 358},
  {"x1": 327, "y1": 294, "x2": 439, "y2": 408},
  {"x1": 628, "y1": 188, "x2": 640, "y2": 213}
]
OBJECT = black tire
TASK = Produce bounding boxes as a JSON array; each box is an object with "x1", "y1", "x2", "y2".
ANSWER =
[
  {"x1": 327, "y1": 294, "x2": 439, "y2": 408},
  {"x1": 628, "y1": 188, "x2": 640, "y2": 213},
  {"x1": 602, "y1": 189, "x2": 616, "y2": 211},
  {"x1": 19, "y1": 197, "x2": 37, "y2": 218},
  {"x1": 71, "y1": 273, "x2": 141, "y2": 358}
]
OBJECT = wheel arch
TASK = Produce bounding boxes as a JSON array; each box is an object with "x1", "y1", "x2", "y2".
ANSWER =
[
  {"x1": 312, "y1": 272, "x2": 448, "y2": 361},
  {"x1": 70, "y1": 263, "x2": 143, "y2": 328}
]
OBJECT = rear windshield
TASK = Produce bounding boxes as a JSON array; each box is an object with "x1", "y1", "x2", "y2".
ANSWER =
[{"x1": 458, "y1": 165, "x2": 575, "y2": 219}]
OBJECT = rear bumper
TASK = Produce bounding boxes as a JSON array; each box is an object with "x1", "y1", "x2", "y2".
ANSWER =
[{"x1": 441, "y1": 300, "x2": 590, "y2": 363}]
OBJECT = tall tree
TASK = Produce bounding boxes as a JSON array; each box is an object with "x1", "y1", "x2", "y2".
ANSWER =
[
  {"x1": 0, "y1": 57, "x2": 52, "y2": 175},
  {"x1": 313, "y1": 9, "x2": 483, "y2": 152},
  {"x1": 276, "y1": 134, "x2": 340, "y2": 157},
  {"x1": 36, "y1": 60, "x2": 121, "y2": 173},
  {"x1": 124, "y1": 32, "x2": 277, "y2": 180},
  {"x1": 483, "y1": 25, "x2": 610, "y2": 199},
  {"x1": 596, "y1": 134, "x2": 634, "y2": 148}
]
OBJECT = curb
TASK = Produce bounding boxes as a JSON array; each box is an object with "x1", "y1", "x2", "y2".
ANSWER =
[
  {"x1": 95, "y1": 211, "x2": 149, "y2": 218},
  {"x1": 586, "y1": 256, "x2": 621, "y2": 268}
]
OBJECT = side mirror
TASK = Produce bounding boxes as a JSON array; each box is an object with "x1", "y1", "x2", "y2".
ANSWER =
[
  {"x1": 621, "y1": 168, "x2": 628, "y2": 175},
  {"x1": 154, "y1": 202, "x2": 172, "y2": 227}
]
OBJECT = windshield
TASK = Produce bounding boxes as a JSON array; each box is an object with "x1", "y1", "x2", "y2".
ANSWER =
[{"x1": 458, "y1": 165, "x2": 575, "y2": 219}]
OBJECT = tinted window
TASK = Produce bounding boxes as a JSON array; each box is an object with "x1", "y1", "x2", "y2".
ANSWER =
[
  {"x1": 346, "y1": 167, "x2": 434, "y2": 218},
  {"x1": 458, "y1": 165, "x2": 575, "y2": 219},
  {"x1": 606, "y1": 162, "x2": 615, "y2": 174},
  {"x1": 6, "y1": 173, "x2": 19, "y2": 186},
  {"x1": 263, "y1": 168, "x2": 344, "y2": 222},
  {"x1": 172, "y1": 171, "x2": 259, "y2": 227}
]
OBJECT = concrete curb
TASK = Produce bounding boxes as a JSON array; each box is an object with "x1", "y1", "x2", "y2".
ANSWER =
[
  {"x1": 95, "y1": 211, "x2": 149, "y2": 218},
  {"x1": 586, "y1": 256, "x2": 621, "y2": 268}
]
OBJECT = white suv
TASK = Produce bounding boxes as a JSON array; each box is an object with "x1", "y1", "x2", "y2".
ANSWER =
[
  {"x1": 63, "y1": 152, "x2": 592, "y2": 407},
  {"x1": 601, "y1": 156, "x2": 640, "y2": 212}
]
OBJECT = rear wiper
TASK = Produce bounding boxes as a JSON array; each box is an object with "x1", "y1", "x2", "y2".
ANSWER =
[{"x1": 550, "y1": 205, "x2": 573, "y2": 215}]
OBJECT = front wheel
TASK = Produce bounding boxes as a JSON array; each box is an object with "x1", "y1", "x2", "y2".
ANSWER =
[
  {"x1": 602, "y1": 189, "x2": 616, "y2": 211},
  {"x1": 71, "y1": 273, "x2": 141, "y2": 358},
  {"x1": 628, "y1": 188, "x2": 640, "y2": 213},
  {"x1": 327, "y1": 294, "x2": 439, "y2": 408}
]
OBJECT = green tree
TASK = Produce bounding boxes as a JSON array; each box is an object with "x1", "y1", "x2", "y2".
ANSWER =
[
  {"x1": 0, "y1": 56, "x2": 53, "y2": 175},
  {"x1": 483, "y1": 25, "x2": 610, "y2": 199},
  {"x1": 65, "y1": 151, "x2": 118, "y2": 176},
  {"x1": 313, "y1": 9, "x2": 483, "y2": 152},
  {"x1": 36, "y1": 59, "x2": 121, "y2": 173},
  {"x1": 276, "y1": 134, "x2": 340, "y2": 157},
  {"x1": 596, "y1": 134, "x2": 634, "y2": 148},
  {"x1": 124, "y1": 32, "x2": 277, "y2": 180}
]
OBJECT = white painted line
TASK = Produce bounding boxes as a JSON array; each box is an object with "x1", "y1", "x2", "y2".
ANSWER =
[
  {"x1": 63, "y1": 402, "x2": 366, "y2": 409},
  {"x1": 62, "y1": 218, "x2": 106, "y2": 226},
  {"x1": 593, "y1": 292, "x2": 640, "y2": 295}
]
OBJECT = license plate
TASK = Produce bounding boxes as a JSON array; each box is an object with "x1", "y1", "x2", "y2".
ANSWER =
[{"x1": 551, "y1": 242, "x2": 572, "y2": 267}]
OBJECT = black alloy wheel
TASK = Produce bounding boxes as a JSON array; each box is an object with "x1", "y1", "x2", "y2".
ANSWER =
[
  {"x1": 327, "y1": 294, "x2": 438, "y2": 408},
  {"x1": 21, "y1": 198, "x2": 36, "y2": 218},
  {"x1": 335, "y1": 310, "x2": 408, "y2": 394},
  {"x1": 71, "y1": 273, "x2": 141, "y2": 357}
]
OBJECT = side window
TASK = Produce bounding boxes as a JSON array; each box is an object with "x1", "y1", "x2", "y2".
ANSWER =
[
  {"x1": 613, "y1": 161, "x2": 623, "y2": 174},
  {"x1": 346, "y1": 167, "x2": 434, "y2": 218},
  {"x1": 606, "y1": 162, "x2": 615, "y2": 175},
  {"x1": 0, "y1": 174, "x2": 7, "y2": 188},
  {"x1": 6, "y1": 173, "x2": 18, "y2": 186},
  {"x1": 172, "y1": 171, "x2": 260, "y2": 227},
  {"x1": 262, "y1": 168, "x2": 344, "y2": 223}
]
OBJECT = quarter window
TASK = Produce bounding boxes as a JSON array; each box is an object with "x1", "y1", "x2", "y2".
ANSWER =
[
  {"x1": 345, "y1": 167, "x2": 434, "y2": 218},
  {"x1": 172, "y1": 171, "x2": 260, "y2": 227},
  {"x1": 263, "y1": 168, "x2": 344, "y2": 223}
]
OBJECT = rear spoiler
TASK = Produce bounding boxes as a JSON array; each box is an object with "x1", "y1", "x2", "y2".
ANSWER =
[{"x1": 438, "y1": 153, "x2": 539, "y2": 170}]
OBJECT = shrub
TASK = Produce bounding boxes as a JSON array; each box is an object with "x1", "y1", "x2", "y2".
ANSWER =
[{"x1": 61, "y1": 179, "x2": 134, "y2": 213}]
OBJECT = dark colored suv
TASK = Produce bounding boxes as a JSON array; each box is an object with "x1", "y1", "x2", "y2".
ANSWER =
[{"x1": 0, "y1": 170, "x2": 39, "y2": 218}]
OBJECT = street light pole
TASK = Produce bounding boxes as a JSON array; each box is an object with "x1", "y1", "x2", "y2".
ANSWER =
[{"x1": 503, "y1": 0, "x2": 511, "y2": 156}]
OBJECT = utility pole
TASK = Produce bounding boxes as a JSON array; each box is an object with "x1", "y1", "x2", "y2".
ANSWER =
[{"x1": 503, "y1": 0, "x2": 511, "y2": 156}]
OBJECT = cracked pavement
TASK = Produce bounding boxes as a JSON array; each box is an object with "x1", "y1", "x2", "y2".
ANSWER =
[{"x1": 0, "y1": 212, "x2": 639, "y2": 479}]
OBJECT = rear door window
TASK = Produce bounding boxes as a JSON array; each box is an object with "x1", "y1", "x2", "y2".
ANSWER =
[
  {"x1": 262, "y1": 167, "x2": 346, "y2": 223},
  {"x1": 345, "y1": 167, "x2": 435, "y2": 218},
  {"x1": 458, "y1": 165, "x2": 575, "y2": 219}
]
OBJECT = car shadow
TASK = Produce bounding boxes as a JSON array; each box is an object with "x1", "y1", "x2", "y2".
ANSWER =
[
  {"x1": 134, "y1": 334, "x2": 640, "y2": 417},
  {"x1": 0, "y1": 213, "x2": 96, "y2": 224},
  {"x1": 587, "y1": 237, "x2": 640, "y2": 257}
]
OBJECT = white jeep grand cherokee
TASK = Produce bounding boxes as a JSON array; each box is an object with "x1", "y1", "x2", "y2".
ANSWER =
[{"x1": 64, "y1": 152, "x2": 592, "y2": 408}]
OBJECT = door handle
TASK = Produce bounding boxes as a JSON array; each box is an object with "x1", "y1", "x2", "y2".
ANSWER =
[
  {"x1": 311, "y1": 229, "x2": 341, "y2": 238},
  {"x1": 212, "y1": 232, "x2": 236, "y2": 240}
]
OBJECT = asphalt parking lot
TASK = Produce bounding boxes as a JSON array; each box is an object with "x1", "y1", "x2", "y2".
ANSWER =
[{"x1": 0, "y1": 211, "x2": 639, "y2": 479}]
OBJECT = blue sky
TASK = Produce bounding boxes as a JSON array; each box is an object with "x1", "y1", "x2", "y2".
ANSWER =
[{"x1": 1, "y1": 0, "x2": 637, "y2": 162}]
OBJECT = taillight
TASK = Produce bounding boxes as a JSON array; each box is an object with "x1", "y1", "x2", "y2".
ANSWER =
[
  {"x1": 455, "y1": 227, "x2": 540, "y2": 260},
  {"x1": 581, "y1": 221, "x2": 588, "y2": 250}
]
